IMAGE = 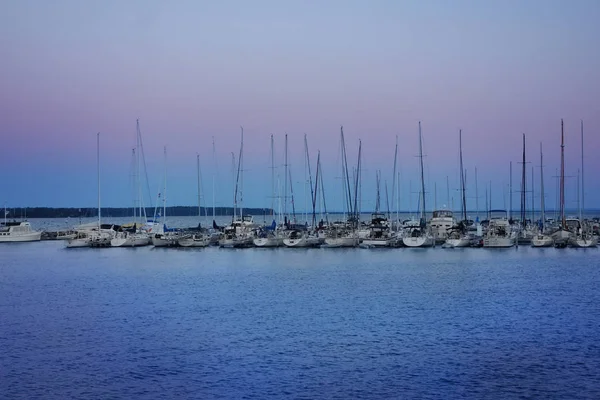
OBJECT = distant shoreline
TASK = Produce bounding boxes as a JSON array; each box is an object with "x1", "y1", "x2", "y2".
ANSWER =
[{"x1": 3, "y1": 207, "x2": 600, "y2": 219}]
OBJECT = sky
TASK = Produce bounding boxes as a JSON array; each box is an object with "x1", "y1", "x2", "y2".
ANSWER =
[{"x1": 1, "y1": 0, "x2": 599, "y2": 214}]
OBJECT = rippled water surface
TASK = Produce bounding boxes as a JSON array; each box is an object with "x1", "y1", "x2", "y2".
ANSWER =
[{"x1": 2, "y1": 242, "x2": 600, "y2": 399}]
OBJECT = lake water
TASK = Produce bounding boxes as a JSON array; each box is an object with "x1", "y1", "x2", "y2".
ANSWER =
[{"x1": 1, "y1": 240, "x2": 600, "y2": 399}]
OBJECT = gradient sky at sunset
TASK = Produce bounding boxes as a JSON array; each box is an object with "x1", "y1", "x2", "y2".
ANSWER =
[{"x1": 1, "y1": 0, "x2": 599, "y2": 214}]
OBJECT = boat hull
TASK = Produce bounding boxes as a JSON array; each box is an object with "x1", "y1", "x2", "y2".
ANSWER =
[
  {"x1": 0, "y1": 231, "x2": 42, "y2": 242},
  {"x1": 531, "y1": 235, "x2": 554, "y2": 247},
  {"x1": 483, "y1": 237, "x2": 514, "y2": 248},
  {"x1": 324, "y1": 237, "x2": 359, "y2": 248},
  {"x1": 66, "y1": 238, "x2": 90, "y2": 248},
  {"x1": 179, "y1": 235, "x2": 211, "y2": 247},
  {"x1": 444, "y1": 237, "x2": 471, "y2": 248},
  {"x1": 402, "y1": 236, "x2": 435, "y2": 248},
  {"x1": 570, "y1": 237, "x2": 598, "y2": 248},
  {"x1": 111, "y1": 235, "x2": 151, "y2": 247},
  {"x1": 253, "y1": 237, "x2": 284, "y2": 247},
  {"x1": 283, "y1": 236, "x2": 322, "y2": 248}
]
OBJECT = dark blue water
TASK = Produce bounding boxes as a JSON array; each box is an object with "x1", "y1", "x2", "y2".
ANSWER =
[{"x1": 2, "y1": 243, "x2": 600, "y2": 399}]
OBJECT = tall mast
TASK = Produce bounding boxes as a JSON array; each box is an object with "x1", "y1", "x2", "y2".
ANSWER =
[
  {"x1": 577, "y1": 168, "x2": 581, "y2": 222},
  {"x1": 418, "y1": 122, "x2": 426, "y2": 225},
  {"x1": 313, "y1": 151, "x2": 320, "y2": 225},
  {"x1": 270, "y1": 134, "x2": 275, "y2": 217},
  {"x1": 97, "y1": 132, "x2": 101, "y2": 229},
  {"x1": 197, "y1": 153, "x2": 201, "y2": 217},
  {"x1": 560, "y1": 119, "x2": 566, "y2": 228},
  {"x1": 163, "y1": 146, "x2": 167, "y2": 224},
  {"x1": 340, "y1": 126, "x2": 353, "y2": 217},
  {"x1": 509, "y1": 161, "x2": 512, "y2": 220},
  {"x1": 459, "y1": 129, "x2": 467, "y2": 222},
  {"x1": 353, "y1": 139, "x2": 362, "y2": 223},
  {"x1": 581, "y1": 120, "x2": 585, "y2": 222},
  {"x1": 540, "y1": 143, "x2": 545, "y2": 228},
  {"x1": 231, "y1": 152, "x2": 236, "y2": 220},
  {"x1": 212, "y1": 137, "x2": 216, "y2": 220},
  {"x1": 318, "y1": 154, "x2": 329, "y2": 223},
  {"x1": 375, "y1": 171, "x2": 381, "y2": 213},
  {"x1": 304, "y1": 134, "x2": 316, "y2": 226},
  {"x1": 284, "y1": 133, "x2": 288, "y2": 219},
  {"x1": 475, "y1": 167, "x2": 479, "y2": 221},
  {"x1": 391, "y1": 135, "x2": 398, "y2": 221},
  {"x1": 520, "y1": 133, "x2": 526, "y2": 226},
  {"x1": 239, "y1": 126, "x2": 244, "y2": 219},
  {"x1": 136, "y1": 119, "x2": 141, "y2": 223},
  {"x1": 531, "y1": 166, "x2": 535, "y2": 225}
]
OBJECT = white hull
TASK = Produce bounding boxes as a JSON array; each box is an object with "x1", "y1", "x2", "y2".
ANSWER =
[
  {"x1": 444, "y1": 237, "x2": 471, "y2": 248},
  {"x1": 361, "y1": 238, "x2": 394, "y2": 247},
  {"x1": 324, "y1": 237, "x2": 359, "y2": 248},
  {"x1": 253, "y1": 237, "x2": 284, "y2": 247},
  {"x1": 570, "y1": 237, "x2": 598, "y2": 248},
  {"x1": 111, "y1": 235, "x2": 151, "y2": 247},
  {"x1": 179, "y1": 235, "x2": 211, "y2": 247},
  {"x1": 402, "y1": 235, "x2": 435, "y2": 248},
  {"x1": 483, "y1": 237, "x2": 514, "y2": 248},
  {"x1": 0, "y1": 231, "x2": 42, "y2": 242},
  {"x1": 531, "y1": 235, "x2": 554, "y2": 248},
  {"x1": 283, "y1": 236, "x2": 323, "y2": 248}
]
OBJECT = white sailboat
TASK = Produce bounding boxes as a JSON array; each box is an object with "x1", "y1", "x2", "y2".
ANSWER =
[
  {"x1": 532, "y1": 142, "x2": 553, "y2": 247},
  {"x1": 67, "y1": 133, "x2": 113, "y2": 248},
  {"x1": 324, "y1": 128, "x2": 360, "y2": 248},
  {"x1": 152, "y1": 147, "x2": 181, "y2": 247},
  {"x1": 552, "y1": 119, "x2": 572, "y2": 247},
  {"x1": 403, "y1": 122, "x2": 434, "y2": 248},
  {"x1": 254, "y1": 134, "x2": 283, "y2": 248},
  {"x1": 571, "y1": 120, "x2": 597, "y2": 248}
]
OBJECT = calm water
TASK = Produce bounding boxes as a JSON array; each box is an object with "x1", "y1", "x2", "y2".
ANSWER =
[{"x1": 1, "y1": 241, "x2": 600, "y2": 399}]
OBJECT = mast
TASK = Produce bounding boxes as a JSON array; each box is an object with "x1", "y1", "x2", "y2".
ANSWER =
[
  {"x1": 318, "y1": 154, "x2": 329, "y2": 223},
  {"x1": 581, "y1": 120, "x2": 585, "y2": 223},
  {"x1": 391, "y1": 135, "x2": 398, "y2": 221},
  {"x1": 163, "y1": 146, "x2": 167, "y2": 224},
  {"x1": 136, "y1": 119, "x2": 142, "y2": 223},
  {"x1": 270, "y1": 134, "x2": 275, "y2": 218},
  {"x1": 475, "y1": 167, "x2": 479, "y2": 221},
  {"x1": 353, "y1": 139, "x2": 362, "y2": 223},
  {"x1": 531, "y1": 166, "x2": 535, "y2": 225},
  {"x1": 577, "y1": 168, "x2": 581, "y2": 222},
  {"x1": 459, "y1": 129, "x2": 467, "y2": 222},
  {"x1": 197, "y1": 153, "x2": 201, "y2": 217},
  {"x1": 340, "y1": 126, "x2": 353, "y2": 217},
  {"x1": 97, "y1": 132, "x2": 101, "y2": 229},
  {"x1": 304, "y1": 134, "x2": 316, "y2": 226},
  {"x1": 231, "y1": 152, "x2": 236, "y2": 220},
  {"x1": 212, "y1": 137, "x2": 216, "y2": 220},
  {"x1": 284, "y1": 133, "x2": 288, "y2": 219},
  {"x1": 418, "y1": 122, "x2": 426, "y2": 225},
  {"x1": 560, "y1": 119, "x2": 566, "y2": 229},
  {"x1": 520, "y1": 133, "x2": 526, "y2": 227},
  {"x1": 289, "y1": 169, "x2": 296, "y2": 223},
  {"x1": 313, "y1": 151, "x2": 320, "y2": 225},
  {"x1": 540, "y1": 143, "x2": 545, "y2": 229},
  {"x1": 239, "y1": 126, "x2": 244, "y2": 219},
  {"x1": 509, "y1": 161, "x2": 512, "y2": 221},
  {"x1": 375, "y1": 171, "x2": 381, "y2": 213},
  {"x1": 385, "y1": 180, "x2": 390, "y2": 218}
]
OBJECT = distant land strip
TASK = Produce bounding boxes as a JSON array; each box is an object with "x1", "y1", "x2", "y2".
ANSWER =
[{"x1": 4, "y1": 207, "x2": 274, "y2": 219}]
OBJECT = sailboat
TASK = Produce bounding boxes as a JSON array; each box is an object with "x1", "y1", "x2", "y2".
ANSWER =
[
  {"x1": 179, "y1": 154, "x2": 211, "y2": 248},
  {"x1": 152, "y1": 147, "x2": 181, "y2": 247},
  {"x1": 219, "y1": 127, "x2": 256, "y2": 248},
  {"x1": 531, "y1": 143, "x2": 554, "y2": 247},
  {"x1": 254, "y1": 135, "x2": 284, "y2": 247},
  {"x1": 444, "y1": 129, "x2": 471, "y2": 248},
  {"x1": 67, "y1": 133, "x2": 114, "y2": 248},
  {"x1": 552, "y1": 119, "x2": 572, "y2": 247},
  {"x1": 570, "y1": 120, "x2": 597, "y2": 248},
  {"x1": 324, "y1": 128, "x2": 360, "y2": 248},
  {"x1": 112, "y1": 120, "x2": 152, "y2": 247},
  {"x1": 403, "y1": 122, "x2": 435, "y2": 247}
]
